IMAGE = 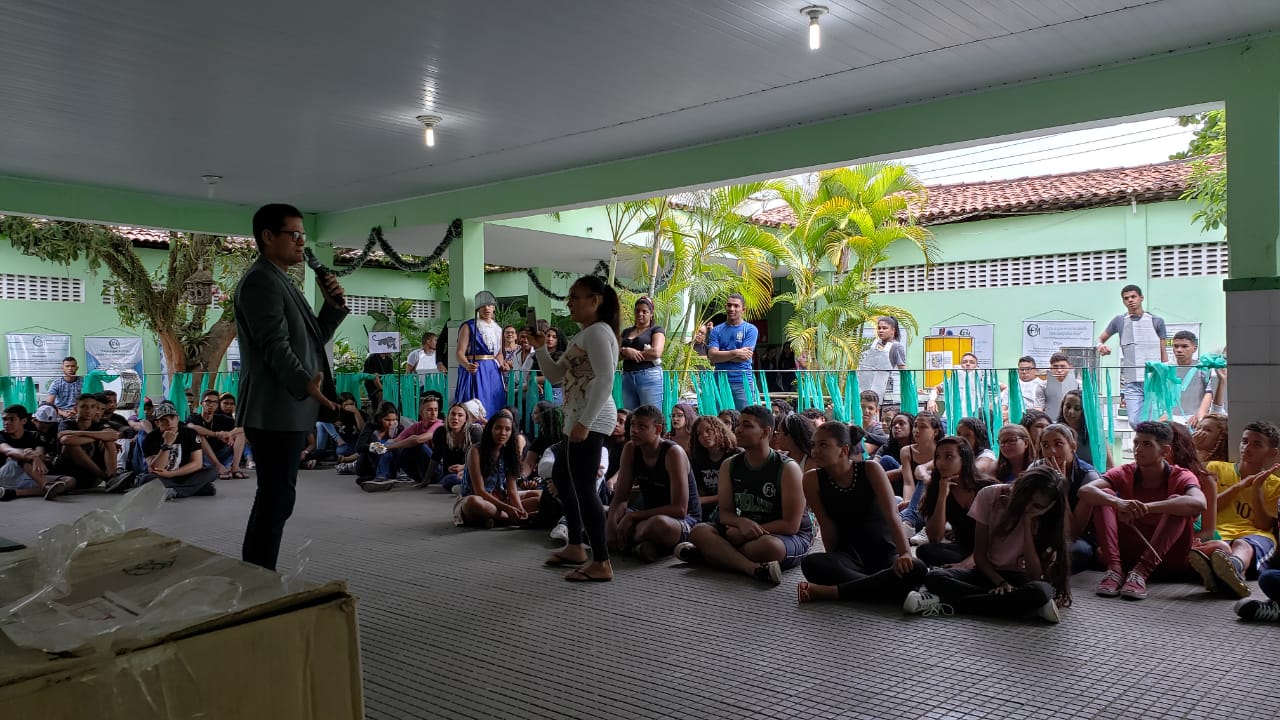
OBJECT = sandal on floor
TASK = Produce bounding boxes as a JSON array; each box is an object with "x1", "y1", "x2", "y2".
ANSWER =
[
  {"x1": 565, "y1": 567, "x2": 612, "y2": 582},
  {"x1": 301, "y1": 460, "x2": 316, "y2": 470},
  {"x1": 231, "y1": 470, "x2": 249, "y2": 479},
  {"x1": 218, "y1": 470, "x2": 232, "y2": 480},
  {"x1": 545, "y1": 552, "x2": 587, "y2": 567}
]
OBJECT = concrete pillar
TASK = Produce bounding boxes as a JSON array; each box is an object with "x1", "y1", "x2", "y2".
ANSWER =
[
  {"x1": 528, "y1": 266, "x2": 558, "y2": 326},
  {"x1": 446, "y1": 220, "x2": 486, "y2": 390},
  {"x1": 1223, "y1": 85, "x2": 1280, "y2": 454}
]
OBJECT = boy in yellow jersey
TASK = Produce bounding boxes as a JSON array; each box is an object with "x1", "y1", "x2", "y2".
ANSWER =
[{"x1": 1188, "y1": 421, "x2": 1280, "y2": 599}]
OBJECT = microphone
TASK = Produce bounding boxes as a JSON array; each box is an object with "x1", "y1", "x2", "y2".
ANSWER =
[{"x1": 304, "y1": 249, "x2": 346, "y2": 310}]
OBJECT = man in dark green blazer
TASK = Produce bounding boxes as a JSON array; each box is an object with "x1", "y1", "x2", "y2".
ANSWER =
[{"x1": 234, "y1": 203, "x2": 348, "y2": 570}]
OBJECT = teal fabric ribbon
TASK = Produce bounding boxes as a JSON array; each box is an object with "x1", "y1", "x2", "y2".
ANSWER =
[
  {"x1": 335, "y1": 372, "x2": 377, "y2": 405},
  {"x1": 756, "y1": 371, "x2": 772, "y2": 410},
  {"x1": 898, "y1": 370, "x2": 918, "y2": 414},
  {"x1": 823, "y1": 372, "x2": 847, "y2": 423},
  {"x1": 83, "y1": 370, "x2": 120, "y2": 394},
  {"x1": 663, "y1": 371, "x2": 679, "y2": 431},
  {"x1": 1005, "y1": 369, "x2": 1024, "y2": 426},
  {"x1": 0, "y1": 377, "x2": 38, "y2": 412},
  {"x1": 1081, "y1": 367, "x2": 1107, "y2": 467},
  {"x1": 612, "y1": 372, "x2": 623, "y2": 410},
  {"x1": 1104, "y1": 368, "x2": 1115, "y2": 447},
  {"x1": 1141, "y1": 362, "x2": 1180, "y2": 422},
  {"x1": 167, "y1": 372, "x2": 192, "y2": 415},
  {"x1": 847, "y1": 371, "x2": 862, "y2": 428},
  {"x1": 215, "y1": 372, "x2": 240, "y2": 399}
]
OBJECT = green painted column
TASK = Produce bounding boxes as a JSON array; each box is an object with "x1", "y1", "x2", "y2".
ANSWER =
[
  {"x1": 446, "y1": 220, "x2": 486, "y2": 377},
  {"x1": 1225, "y1": 86, "x2": 1280, "y2": 278}
]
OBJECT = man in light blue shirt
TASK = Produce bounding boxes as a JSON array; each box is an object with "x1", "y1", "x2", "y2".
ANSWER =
[
  {"x1": 44, "y1": 357, "x2": 83, "y2": 419},
  {"x1": 706, "y1": 294, "x2": 758, "y2": 411}
]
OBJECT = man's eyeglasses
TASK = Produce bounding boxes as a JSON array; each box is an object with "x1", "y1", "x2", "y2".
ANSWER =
[{"x1": 274, "y1": 229, "x2": 306, "y2": 242}]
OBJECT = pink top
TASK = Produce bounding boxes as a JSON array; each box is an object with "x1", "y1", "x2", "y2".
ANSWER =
[{"x1": 968, "y1": 484, "x2": 1028, "y2": 572}]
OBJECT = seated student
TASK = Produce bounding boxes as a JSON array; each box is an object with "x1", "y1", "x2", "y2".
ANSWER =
[
  {"x1": 666, "y1": 402, "x2": 697, "y2": 455},
  {"x1": 1020, "y1": 410, "x2": 1051, "y2": 452},
  {"x1": 1015, "y1": 356, "x2": 1047, "y2": 412},
  {"x1": 916, "y1": 436, "x2": 997, "y2": 567},
  {"x1": 797, "y1": 423, "x2": 926, "y2": 604},
  {"x1": 98, "y1": 390, "x2": 136, "y2": 462},
  {"x1": 187, "y1": 390, "x2": 247, "y2": 480},
  {"x1": 425, "y1": 403, "x2": 484, "y2": 493},
  {"x1": 874, "y1": 411, "x2": 913, "y2": 489},
  {"x1": 0, "y1": 405, "x2": 73, "y2": 501},
  {"x1": 773, "y1": 412, "x2": 817, "y2": 472},
  {"x1": 1193, "y1": 413, "x2": 1230, "y2": 465},
  {"x1": 688, "y1": 415, "x2": 740, "y2": 524},
  {"x1": 1079, "y1": 421, "x2": 1206, "y2": 600},
  {"x1": 385, "y1": 395, "x2": 444, "y2": 485},
  {"x1": 800, "y1": 408, "x2": 828, "y2": 428},
  {"x1": 859, "y1": 391, "x2": 890, "y2": 454},
  {"x1": 522, "y1": 401, "x2": 564, "y2": 482},
  {"x1": 717, "y1": 408, "x2": 741, "y2": 434},
  {"x1": 1034, "y1": 423, "x2": 1101, "y2": 572},
  {"x1": 1061, "y1": 389, "x2": 1113, "y2": 469},
  {"x1": 139, "y1": 401, "x2": 219, "y2": 499},
  {"x1": 909, "y1": 466, "x2": 1072, "y2": 623},
  {"x1": 994, "y1": 424, "x2": 1034, "y2": 483},
  {"x1": 215, "y1": 393, "x2": 253, "y2": 470},
  {"x1": 674, "y1": 405, "x2": 813, "y2": 586},
  {"x1": 455, "y1": 410, "x2": 538, "y2": 527},
  {"x1": 29, "y1": 404, "x2": 63, "y2": 451},
  {"x1": 606, "y1": 405, "x2": 701, "y2": 563},
  {"x1": 956, "y1": 417, "x2": 997, "y2": 476},
  {"x1": 536, "y1": 437, "x2": 610, "y2": 544},
  {"x1": 121, "y1": 398, "x2": 157, "y2": 475},
  {"x1": 353, "y1": 404, "x2": 405, "y2": 492},
  {"x1": 899, "y1": 412, "x2": 943, "y2": 534},
  {"x1": 1166, "y1": 422, "x2": 1218, "y2": 551},
  {"x1": 1190, "y1": 421, "x2": 1280, "y2": 599},
  {"x1": 53, "y1": 393, "x2": 128, "y2": 497},
  {"x1": 319, "y1": 392, "x2": 366, "y2": 466},
  {"x1": 603, "y1": 408, "x2": 631, "y2": 491}
]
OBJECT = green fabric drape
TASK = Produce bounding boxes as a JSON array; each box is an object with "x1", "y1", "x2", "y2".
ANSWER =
[
  {"x1": 1141, "y1": 362, "x2": 1180, "y2": 423},
  {"x1": 215, "y1": 372, "x2": 240, "y2": 399},
  {"x1": 755, "y1": 371, "x2": 772, "y2": 409},
  {"x1": 663, "y1": 371, "x2": 679, "y2": 431},
  {"x1": 612, "y1": 373, "x2": 623, "y2": 411},
  {"x1": 1081, "y1": 367, "x2": 1107, "y2": 467},
  {"x1": 335, "y1": 373, "x2": 376, "y2": 404},
  {"x1": 0, "y1": 377, "x2": 38, "y2": 412},
  {"x1": 898, "y1": 370, "x2": 918, "y2": 414},
  {"x1": 167, "y1": 372, "x2": 192, "y2": 414},
  {"x1": 1006, "y1": 369, "x2": 1024, "y2": 426},
  {"x1": 83, "y1": 370, "x2": 120, "y2": 394},
  {"x1": 1104, "y1": 368, "x2": 1115, "y2": 447}
]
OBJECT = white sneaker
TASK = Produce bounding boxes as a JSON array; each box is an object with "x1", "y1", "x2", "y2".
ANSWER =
[
  {"x1": 753, "y1": 560, "x2": 783, "y2": 585},
  {"x1": 550, "y1": 522, "x2": 569, "y2": 544},
  {"x1": 1037, "y1": 600, "x2": 1061, "y2": 624},
  {"x1": 451, "y1": 484, "x2": 462, "y2": 497},
  {"x1": 909, "y1": 528, "x2": 929, "y2": 546},
  {"x1": 903, "y1": 590, "x2": 953, "y2": 617}
]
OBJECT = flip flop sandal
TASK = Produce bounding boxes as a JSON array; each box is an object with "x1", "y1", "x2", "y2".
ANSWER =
[
  {"x1": 231, "y1": 470, "x2": 249, "y2": 479},
  {"x1": 545, "y1": 553, "x2": 587, "y2": 567},
  {"x1": 218, "y1": 470, "x2": 232, "y2": 480},
  {"x1": 565, "y1": 567, "x2": 611, "y2": 582}
]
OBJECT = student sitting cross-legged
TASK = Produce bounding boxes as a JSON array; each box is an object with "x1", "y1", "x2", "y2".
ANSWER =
[
  {"x1": 1191, "y1": 421, "x2": 1280, "y2": 599},
  {"x1": 454, "y1": 409, "x2": 539, "y2": 528},
  {"x1": 1078, "y1": 421, "x2": 1206, "y2": 600},
  {"x1": 605, "y1": 405, "x2": 702, "y2": 563},
  {"x1": 674, "y1": 405, "x2": 813, "y2": 586},
  {"x1": 0, "y1": 404, "x2": 73, "y2": 501},
  {"x1": 53, "y1": 393, "x2": 128, "y2": 497},
  {"x1": 908, "y1": 466, "x2": 1073, "y2": 623},
  {"x1": 139, "y1": 401, "x2": 219, "y2": 500},
  {"x1": 796, "y1": 422, "x2": 926, "y2": 604},
  {"x1": 915, "y1": 437, "x2": 997, "y2": 568},
  {"x1": 1033, "y1": 423, "x2": 1101, "y2": 572}
]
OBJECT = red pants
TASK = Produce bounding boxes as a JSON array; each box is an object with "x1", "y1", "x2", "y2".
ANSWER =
[{"x1": 1092, "y1": 492, "x2": 1193, "y2": 578}]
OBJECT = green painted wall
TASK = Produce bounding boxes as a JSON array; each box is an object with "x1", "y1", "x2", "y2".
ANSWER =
[{"x1": 865, "y1": 201, "x2": 1227, "y2": 370}]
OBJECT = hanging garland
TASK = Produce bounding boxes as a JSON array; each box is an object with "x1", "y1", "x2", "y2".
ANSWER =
[
  {"x1": 526, "y1": 258, "x2": 677, "y2": 301},
  {"x1": 305, "y1": 219, "x2": 463, "y2": 277}
]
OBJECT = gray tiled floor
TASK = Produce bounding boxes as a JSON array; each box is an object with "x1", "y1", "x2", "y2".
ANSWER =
[{"x1": 3, "y1": 470, "x2": 1275, "y2": 720}]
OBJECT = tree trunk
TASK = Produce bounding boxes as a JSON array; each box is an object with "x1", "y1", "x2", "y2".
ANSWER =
[{"x1": 189, "y1": 314, "x2": 238, "y2": 395}]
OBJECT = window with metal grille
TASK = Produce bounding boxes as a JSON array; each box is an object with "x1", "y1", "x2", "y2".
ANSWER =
[
  {"x1": 1148, "y1": 242, "x2": 1228, "y2": 277},
  {"x1": 0, "y1": 273, "x2": 84, "y2": 302},
  {"x1": 868, "y1": 250, "x2": 1127, "y2": 294},
  {"x1": 346, "y1": 295, "x2": 441, "y2": 320}
]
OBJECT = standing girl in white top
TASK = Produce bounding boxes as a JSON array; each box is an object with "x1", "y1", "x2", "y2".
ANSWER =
[{"x1": 534, "y1": 275, "x2": 621, "y2": 582}]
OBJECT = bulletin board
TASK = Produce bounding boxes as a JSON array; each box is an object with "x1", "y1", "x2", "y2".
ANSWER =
[{"x1": 923, "y1": 335, "x2": 974, "y2": 388}]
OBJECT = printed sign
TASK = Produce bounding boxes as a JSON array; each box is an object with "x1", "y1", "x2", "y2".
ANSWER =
[
  {"x1": 930, "y1": 324, "x2": 994, "y2": 368},
  {"x1": 226, "y1": 339, "x2": 241, "y2": 372},
  {"x1": 85, "y1": 336, "x2": 144, "y2": 375},
  {"x1": 369, "y1": 332, "x2": 401, "y2": 353},
  {"x1": 925, "y1": 351, "x2": 953, "y2": 370},
  {"x1": 1022, "y1": 320, "x2": 1095, "y2": 369},
  {"x1": 5, "y1": 333, "x2": 72, "y2": 393}
]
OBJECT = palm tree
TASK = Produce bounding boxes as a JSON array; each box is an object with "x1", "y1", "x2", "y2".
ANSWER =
[{"x1": 772, "y1": 163, "x2": 936, "y2": 370}]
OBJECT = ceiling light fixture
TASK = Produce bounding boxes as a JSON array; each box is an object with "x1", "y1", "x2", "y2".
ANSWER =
[
  {"x1": 801, "y1": 5, "x2": 828, "y2": 50},
  {"x1": 416, "y1": 114, "x2": 442, "y2": 147},
  {"x1": 201, "y1": 175, "x2": 222, "y2": 199}
]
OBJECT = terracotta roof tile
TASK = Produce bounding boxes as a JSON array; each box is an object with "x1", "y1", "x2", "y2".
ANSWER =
[{"x1": 749, "y1": 156, "x2": 1220, "y2": 228}]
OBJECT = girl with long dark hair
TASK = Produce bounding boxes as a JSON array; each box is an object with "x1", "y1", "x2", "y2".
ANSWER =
[
  {"x1": 909, "y1": 466, "x2": 1072, "y2": 623},
  {"x1": 689, "y1": 416, "x2": 740, "y2": 522},
  {"x1": 536, "y1": 275, "x2": 621, "y2": 581},
  {"x1": 456, "y1": 410, "x2": 538, "y2": 527},
  {"x1": 619, "y1": 296, "x2": 666, "y2": 410},
  {"x1": 1034, "y1": 423, "x2": 1100, "y2": 572},
  {"x1": 956, "y1": 416, "x2": 996, "y2": 475},
  {"x1": 994, "y1": 424, "x2": 1034, "y2": 483},
  {"x1": 898, "y1": 412, "x2": 943, "y2": 532},
  {"x1": 773, "y1": 412, "x2": 817, "y2": 472},
  {"x1": 916, "y1": 436, "x2": 996, "y2": 567},
  {"x1": 666, "y1": 402, "x2": 697, "y2": 454},
  {"x1": 797, "y1": 423, "x2": 926, "y2": 604}
]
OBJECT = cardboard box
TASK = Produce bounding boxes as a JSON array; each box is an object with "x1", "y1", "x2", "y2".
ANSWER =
[{"x1": 0, "y1": 529, "x2": 363, "y2": 719}]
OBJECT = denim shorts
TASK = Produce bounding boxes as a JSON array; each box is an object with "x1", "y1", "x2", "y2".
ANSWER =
[
  {"x1": 1238, "y1": 535, "x2": 1276, "y2": 575},
  {"x1": 0, "y1": 459, "x2": 37, "y2": 490}
]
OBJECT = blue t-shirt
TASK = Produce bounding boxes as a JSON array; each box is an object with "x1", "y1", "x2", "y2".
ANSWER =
[
  {"x1": 46, "y1": 377, "x2": 83, "y2": 410},
  {"x1": 708, "y1": 322, "x2": 757, "y2": 381}
]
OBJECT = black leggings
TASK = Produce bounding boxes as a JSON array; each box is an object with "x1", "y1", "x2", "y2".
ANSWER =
[
  {"x1": 923, "y1": 568, "x2": 1055, "y2": 617},
  {"x1": 802, "y1": 551, "x2": 926, "y2": 603},
  {"x1": 554, "y1": 431, "x2": 609, "y2": 562},
  {"x1": 916, "y1": 542, "x2": 970, "y2": 567}
]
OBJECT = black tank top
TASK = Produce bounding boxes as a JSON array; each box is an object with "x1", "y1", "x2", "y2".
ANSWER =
[
  {"x1": 817, "y1": 463, "x2": 895, "y2": 571},
  {"x1": 730, "y1": 450, "x2": 792, "y2": 525},
  {"x1": 947, "y1": 493, "x2": 978, "y2": 552},
  {"x1": 632, "y1": 440, "x2": 701, "y2": 521}
]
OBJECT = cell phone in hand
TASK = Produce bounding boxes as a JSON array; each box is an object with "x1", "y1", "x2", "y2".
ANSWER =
[{"x1": 526, "y1": 307, "x2": 538, "y2": 331}]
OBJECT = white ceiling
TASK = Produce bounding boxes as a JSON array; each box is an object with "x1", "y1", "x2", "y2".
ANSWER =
[{"x1": 1, "y1": 0, "x2": 1277, "y2": 215}]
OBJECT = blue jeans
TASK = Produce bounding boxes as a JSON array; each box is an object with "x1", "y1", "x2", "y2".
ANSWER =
[
  {"x1": 440, "y1": 471, "x2": 464, "y2": 493},
  {"x1": 1122, "y1": 381, "x2": 1146, "y2": 424},
  {"x1": 730, "y1": 379, "x2": 750, "y2": 411},
  {"x1": 315, "y1": 422, "x2": 353, "y2": 456},
  {"x1": 899, "y1": 479, "x2": 927, "y2": 529},
  {"x1": 621, "y1": 367, "x2": 664, "y2": 410}
]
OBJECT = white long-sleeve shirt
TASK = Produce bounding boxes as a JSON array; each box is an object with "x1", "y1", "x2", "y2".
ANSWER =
[{"x1": 535, "y1": 322, "x2": 619, "y2": 435}]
